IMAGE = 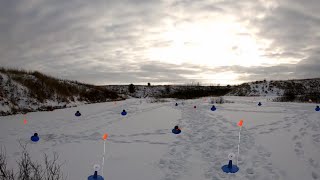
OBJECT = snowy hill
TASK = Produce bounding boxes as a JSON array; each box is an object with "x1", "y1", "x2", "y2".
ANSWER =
[
  {"x1": 0, "y1": 69, "x2": 121, "y2": 116},
  {"x1": 1, "y1": 67, "x2": 319, "y2": 116},
  {"x1": 0, "y1": 68, "x2": 229, "y2": 116},
  {"x1": 228, "y1": 79, "x2": 320, "y2": 98}
]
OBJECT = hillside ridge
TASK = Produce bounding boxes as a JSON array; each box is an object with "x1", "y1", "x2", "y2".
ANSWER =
[{"x1": 1, "y1": 67, "x2": 319, "y2": 116}]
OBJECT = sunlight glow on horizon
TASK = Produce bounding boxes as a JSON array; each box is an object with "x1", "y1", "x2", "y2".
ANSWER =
[
  {"x1": 146, "y1": 19, "x2": 275, "y2": 67},
  {"x1": 142, "y1": 17, "x2": 304, "y2": 85}
]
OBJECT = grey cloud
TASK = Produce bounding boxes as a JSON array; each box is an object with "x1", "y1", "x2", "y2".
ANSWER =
[
  {"x1": 0, "y1": 0, "x2": 319, "y2": 85},
  {"x1": 55, "y1": 61, "x2": 198, "y2": 85},
  {"x1": 216, "y1": 59, "x2": 320, "y2": 82},
  {"x1": 245, "y1": 0, "x2": 320, "y2": 63}
]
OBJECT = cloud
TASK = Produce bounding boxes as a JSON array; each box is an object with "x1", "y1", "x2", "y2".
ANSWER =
[{"x1": 0, "y1": 0, "x2": 319, "y2": 85}]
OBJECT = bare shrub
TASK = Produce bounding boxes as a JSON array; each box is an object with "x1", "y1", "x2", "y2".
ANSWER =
[
  {"x1": 0, "y1": 148, "x2": 15, "y2": 180},
  {"x1": 0, "y1": 143, "x2": 66, "y2": 180}
]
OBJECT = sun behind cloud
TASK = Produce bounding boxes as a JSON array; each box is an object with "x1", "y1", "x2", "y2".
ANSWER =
[{"x1": 146, "y1": 17, "x2": 273, "y2": 68}]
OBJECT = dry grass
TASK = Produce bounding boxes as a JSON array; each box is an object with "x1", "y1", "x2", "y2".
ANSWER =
[{"x1": 0, "y1": 67, "x2": 119, "y2": 104}]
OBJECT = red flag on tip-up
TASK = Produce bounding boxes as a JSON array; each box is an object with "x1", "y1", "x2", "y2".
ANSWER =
[
  {"x1": 102, "y1": 133, "x2": 108, "y2": 140},
  {"x1": 23, "y1": 119, "x2": 27, "y2": 124},
  {"x1": 238, "y1": 120, "x2": 243, "y2": 127}
]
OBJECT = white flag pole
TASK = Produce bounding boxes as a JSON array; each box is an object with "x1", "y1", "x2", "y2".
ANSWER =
[
  {"x1": 236, "y1": 126, "x2": 242, "y2": 166},
  {"x1": 102, "y1": 140, "x2": 106, "y2": 176}
]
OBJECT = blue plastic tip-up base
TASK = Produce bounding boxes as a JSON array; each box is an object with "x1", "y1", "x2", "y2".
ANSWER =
[
  {"x1": 31, "y1": 136, "x2": 39, "y2": 142},
  {"x1": 172, "y1": 129, "x2": 181, "y2": 134},
  {"x1": 121, "y1": 112, "x2": 127, "y2": 116},
  {"x1": 316, "y1": 108, "x2": 320, "y2": 112},
  {"x1": 75, "y1": 113, "x2": 81, "y2": 117},
  {"x1": 221, "y1": 165, "x2": 239, "y2": 173},
  {"x1": 211, "y1": 107, "x2": 216, "y2": 111},
  {"x1": 88, "y1": 175, "x2": 104, "y2": 180}
]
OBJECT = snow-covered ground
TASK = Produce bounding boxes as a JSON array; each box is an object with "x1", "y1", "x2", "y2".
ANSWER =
[{"x1": 0, "y1": 97, "x2": 319, "y2": 180}]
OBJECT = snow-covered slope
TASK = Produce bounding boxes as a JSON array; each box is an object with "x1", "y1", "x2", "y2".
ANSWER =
[
  {"x1": 0, "y1": 72, "x2": 77, "y2": 114},
  {"x1": 228, "y1": 79, "x2": 320, "y2": 97},
  {"x1": 0, "y1": 71, "x2": 120, "y2": 116},
  {"x1": 0, "y1": 97, "x2": 319, "y2": 180},
  {"x1": 1, "y1": 67, "x2": 319, "y2": 116}
]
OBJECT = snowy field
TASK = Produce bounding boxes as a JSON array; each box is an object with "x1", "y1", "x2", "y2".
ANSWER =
[{"x1": 0, "y1": 96, "x2": 320, "y2": 180}]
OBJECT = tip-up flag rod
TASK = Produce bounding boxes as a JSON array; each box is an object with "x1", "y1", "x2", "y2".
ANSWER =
[
  {"x1": 101, "y1": 133, "x2": 108, "y2": 176},
  {"x1": 237, "y1": 120, "x2": 243, "y2": 166}
]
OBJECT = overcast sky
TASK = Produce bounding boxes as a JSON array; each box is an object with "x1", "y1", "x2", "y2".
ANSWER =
[{"x1": 1, "y1": 0, "x2": 319, "y2": 85}]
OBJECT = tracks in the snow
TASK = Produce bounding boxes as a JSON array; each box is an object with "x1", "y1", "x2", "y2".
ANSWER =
[
  {"x1": 159, "y1": 105, "x2": 282, "y2": 180},
  {"x1": 240, "y1": 108, "x2": 320, "y2": 180},
  {"x1": 39, "y1": 102, "x2": 171, "y2": 147}
]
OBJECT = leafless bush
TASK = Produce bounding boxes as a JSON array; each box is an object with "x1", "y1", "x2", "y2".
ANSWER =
[
  {"x1": 0, "y1": 148, "x2": 15, "y2": 180},
  {"x1": 0, "y1": 143, "x2": 66, "y2": 180}
]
